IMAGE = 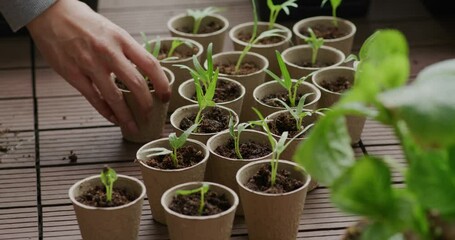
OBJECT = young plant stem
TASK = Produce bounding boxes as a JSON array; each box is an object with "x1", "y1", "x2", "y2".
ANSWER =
[
  {"x1": 175, "y1": 183, "x2": 210, "y2": 216},
  {"x1": 234, "y1": 0, "x2": 258, "y2": 73}
]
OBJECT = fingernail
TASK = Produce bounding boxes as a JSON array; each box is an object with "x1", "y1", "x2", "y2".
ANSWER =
[
  {"x1": 127, "y1": 121, "x2": 139, "y2": 134},
  {"x1": 109, "y1": 115, "x2": 119, "y2": 125},
  {"x1": 160, "y1": 87, "x2": 172, "y2": 103}
]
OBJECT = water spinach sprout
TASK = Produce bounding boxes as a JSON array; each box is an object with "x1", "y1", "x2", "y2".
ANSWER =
[
  {"x1": 274, "y1": 94, "x2": 317, "y2": 133},
  {"x1": 187, "y1": 7, "x2": 223, "y2": 34},
  {"x1": 175, "y1": 183, "x2": 210, "y2": 215},
  {"x1": 267, "y1": 0, "x2": 299, "y2": 30},
  {"x1": 166, "y1": 39, "x2": 193, "y2": 59},
  {"x1": 100, "y1": 166, "x2": 118, "y2": 202},
  {"x1": 305, "y1": 28, "x2": 325, "y2": 66},
  {"x1": 228, "y1": 117, "x2": 251, "y2": 159},
  {"x1": 265, "y1": 50, "x2": 305, "y2": 107},
  {"x1": 321, "y1": 0, "x2": 342, "y2": 27},
  {"x1": 235, "y1": 0, "x2": 287, "y2": 73},
  {"x1": 141, "y1": 124, "x2": 198, "y2": 167}
]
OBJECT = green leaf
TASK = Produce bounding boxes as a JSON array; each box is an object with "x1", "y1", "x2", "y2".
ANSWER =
[
  {"x1": 100, "y1": 166, "x2": 117, "y2": 187},
  {"x1": 293, "y1": 112, "x2": 354, "y2": 185},
  {"x1": 142, "y1": 147, "x2": 173, "y2": 158},
  {"x1": 361, "y1": 223, "x2": 404, "y2": 240},
  {"x1": 275, "y1": 131, "x2": 289, "y2": 156},
  {"x1": 331, "y1": 156, "x2": 394, "y2": 218},
  {"x1": 169, "y1": 123, "x2": 198, "y2": 150}
]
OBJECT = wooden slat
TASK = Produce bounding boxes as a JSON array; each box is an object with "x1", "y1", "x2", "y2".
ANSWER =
[
  {"x1": 0, "y1": 37, "x2": 30, "y2": 69},
  {"x1": 0, "y1": 99, "x2": 34, "y2": 131},
  {"x1": 365, "y1": 145, "x2": 406, "y2": 182},
  {"x1": 38, "y1": 96, "x2": 112, "y2": 130},
  {"x1": 0, "y1": 207, "x2": 38, "y2": 240},
  {"x1": 0, "y1": 131, "x2": 35, "y2": 168},
  {"x1": 36, "y1": 68, "x2": 80, "y2": 98},
  {"x1": 361, "y1": 119, "x2": 398, "y2": 146},
  {"x1": 0, "y1": 168, "x2": 37, "y2": 208},
  {"x1": 0, "y1": 69, "x2": 32, "y2": 99}
]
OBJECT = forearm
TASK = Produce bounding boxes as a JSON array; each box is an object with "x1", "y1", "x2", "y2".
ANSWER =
[{"x1": 0, "y1": 0, "x2": 57, "y2": 31}]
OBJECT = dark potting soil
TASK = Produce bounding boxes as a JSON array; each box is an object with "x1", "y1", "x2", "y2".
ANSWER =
[
  {"x1": 320, "y1": 77, "x2": 352, "y2": 93},
  {"x1": 145, "y1": 145, "x2": 204, "y2": 170},
  {"x1": 246, "y1": 163, "x2": 304, "y2": 194},
  {"x1": 261, "y1": 91, "x2": 311, "y2": 108},
  {"x1": 156, "y1": 46, "x2": 198, "y2": 61},
  {"x1": 215, "y1": 138, "x2": 272, "y2": 159},
  {"x1": 269, "y1": 112, "x2": 308, "y2": 138},
  {"x1": 169, "y1": 190, "x2": 231, "y2": 216},
  {"x1": 179, "y1": 107, "x2": 230, "y2": 133},
  {"x1": 191, "y1": 79, "x2": 241, "y2": 103},
  {"x1": 215, "y1": 61, "x2": 260, "y2": 75},
  {"x1": 237, "y1": 31, "x2": 283, "y2": 45},
  {"x1": 115, "y1": 78, "x2": 154, "y2": 91},
  {"x1": 301, "y1": 24, "x2": 346, "y2": 39},
  {"x1": 297, "y1": 60, "x2": 334, "y2": 68},
  {"x1": 177, "y1": 21, "x2": 223, "y2": 34},
  {"x1": 76, "y1": 185, "x2": 136, "y2": 207}
]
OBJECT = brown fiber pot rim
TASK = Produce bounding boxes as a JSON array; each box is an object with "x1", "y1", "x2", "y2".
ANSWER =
[
  {"x1": 229, "y1": 22, "x2": 292, "y2": 49},
  {"x1": 136, "y1": 137, "x2": 209, "y2": 173},
  {"x1": 265, "y1": 109, "x2": 324, "y2": 141},
  {"x1": 68, "y1": 174, "x2": 146, "y2": 210},
  {"x1": 178, "y1": 77, "x2": 246, "y2": 105},
  {"x1": 208, "y1": 51, "x2": 269, "y2": 78},
  {"x1": 144, "y1": 37, "x2": 204, "y2": 64},
  {"x1": 236, "y1": 159, "x2": 311, "y2": 197},
  {"x1": 311, "y1": 66, "x2": 356, "y2": 95},
  {"x1": 293, "y1": 16, "x2": 357, "y2": 43},
  {"x1": 167, "y1": 13, "x2": 229, "y2": 38},
  {"x1": 206, "y1": 129, "x2": 276, "y2": 162},
  {"x1": 281, "y1": 45, "x2": 345, "y2": 71},
  {"x1": 116, "y1": 67, "x2": 175, "y2": 94},
  {"x1": 161, "y1": 181, "x2": 239, "y2": 220}
]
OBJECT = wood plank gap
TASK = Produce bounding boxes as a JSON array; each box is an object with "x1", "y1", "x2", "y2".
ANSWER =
[{"x1": 38, "y1": 124, "x2": 116, "y2": 132}]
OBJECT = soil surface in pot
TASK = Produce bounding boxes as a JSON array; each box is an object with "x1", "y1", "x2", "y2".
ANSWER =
[
  {"x1": 246, "y1": 163, "x2": 304, "y2": 194},
  {"x1": 320, "y1": 77, "x2": 352, "y2": 93},
  {"x1": 269, "y1": 112, "x2": 310, "y2": 138},
  {"x1": 144, "y1": 145, "x2": 204, "y2": 169},
  {"x1": 261, "y1": 91, "x2": 312, "y2": 108},
  {"x1": 115, "y1": 78, "x2": 154, "y2": 91},
  {"x1": 76, "y1": 186, "x2": 137, "y2": 207},
  {"x1": 215, "y1": 61, "x2": 260, "y2": 75},
  {"x1": 177, "y1": 21, "x2": 223, "y2": 34},
  {"x1": 180, "y1": 107, "x2": 230, "y2": 133},
  {"x1": 301, "y1": 24, "x2": 347, "y2": 39},
  {"x1": 215, "y1": 138, "x2": 271, "y2": 159},
  {"x1": 297, "y1": 60, "x2": 334, "y2": 68},
  {"x1": 237, "y1": 31, "x2": 283, "y2": 45},
  {"x1": 156, "y1": 46, "x2": 198, "y2": 61},
  {"x1": 169, "y1": 190, "x2": 231, "y2": 216},
  {"x1": 191, "y1": 79, "x2": 241, "y2": 103}
]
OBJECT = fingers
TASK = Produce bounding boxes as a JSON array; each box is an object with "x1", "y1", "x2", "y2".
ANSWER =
[{"x1": 120, "y1": 33, "x2": 171, "y2": 102}]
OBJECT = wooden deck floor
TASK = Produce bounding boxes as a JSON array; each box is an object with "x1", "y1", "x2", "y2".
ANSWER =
[{"x1": 0, "y1": 0, "x2": 454, "y2": 239}]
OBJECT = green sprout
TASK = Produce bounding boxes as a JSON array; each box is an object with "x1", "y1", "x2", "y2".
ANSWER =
[
  {"x1": 235, "y1": 0, "x2": 287, "y2": 73},
  {"x1": 100, "y1": 166, "x2": 118, "y2": 202},
  {"x1": 141, "y1": 124, "x2": 198, "y2": 167},
  {"x1": 265, "y1": 50, "x2": 306, "y2": 107},
  {"x1": 228, "y1": 117, "x2": 251, "y2": 159},
  {"x1": 267, "y1": 0, "x2": 299, "y2": 30},
  {"x1": 305, "y1": 28, "x2": 325, "y2": 66},
  {"x1": 274, "y1": 95, "x2": 317, "y2": 132},
  {"x1": 141, "y1": 32, "x2": 161, "y2": 58},
  {"x1": 175, "y1": 183, "x2": 210, "y2": 215},
  {"x1": 321, "y1": 0, "x2": 342, "y2": 27},
  {"x1": 166, "y1": 39, "x2": 193, "y2": 59},
  {"x1": 176, "y1": 43, "x2": 219, "y2": 126},
  {"x1": 187, "y1": 7, "x2": 223, "y2": 34}
]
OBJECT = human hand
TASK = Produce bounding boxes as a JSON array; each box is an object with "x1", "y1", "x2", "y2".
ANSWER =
[{"x1": 26, "y1": 0, "x2": 171, "y2": 134}]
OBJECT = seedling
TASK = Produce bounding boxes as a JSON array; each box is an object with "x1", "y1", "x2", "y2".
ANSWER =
[
  {"x1": 274, "y1": 96, "x2": 317, "y2": 133},
  {"x1": 228, "y1": 117, "x2": 251, "y2": 159},
  {"x1": 100, "y1": 166, "x2": 118, "y2": 202},
  {"x1": 305, "y1": 28, "x2": 325, "y2": 66},
  {"x1": 141, "y1": 32, "x2": 161, "y2": 58},
  {"x1": 175, "y1": 183, "x2": 210, "y2": 215},
  {"x1": 176, "y1": 43, "x2": 219, "y2": 125},
  {"x1": 166, "y1": 39, "x2": 193, "y2": 59},
  {"x1": 235, "y1": 0, "x2": 287, "y2": 73},
  {"x1": 187, "y1": 7, "x2": 223, "y2": 34},
  {"x1": 265, "y1": 50, "x2": 306, "y2": 107},
  {"x1": 321, "y1": 0, "x2": 342, "y2": 27},
  {"x1": 141, "y1": 124, "x2": 198, "y2": 167},
  {"x1": 267, "y1": 0, "x2": 299, "y2": 30}
]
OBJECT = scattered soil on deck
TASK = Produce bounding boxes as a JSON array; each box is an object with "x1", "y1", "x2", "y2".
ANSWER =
[
  {"x1": 215, "y1": 138, "x2": 271, "y2": 159},
  {"x1": 245, "y1": 163, "x2": 304, "y2": 194},
  {"x1": 169, "y1": 190, "x2": 231, "y2": 216},
  {"x1": 77, "y1": 186, "x2": 137, "y2": 207},
  {"x1": 145, "y1": 145, "x2": 204, "y2": 169}
]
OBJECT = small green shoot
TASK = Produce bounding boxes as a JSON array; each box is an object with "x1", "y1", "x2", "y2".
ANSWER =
[
  {"x1": 100, "y1": 166, "x2": 118, "y2": 202},
  {"x1": 267, "y1": 0, "x2": 299, "y2": 30},
  {"x1": 187, "y1": 7, "x2": 223, "y2": 34},
  {"x1": 274, "y1": 96, "x2": 317, "y2": 133},
  {"x1": 166, "y1": 39, "x2": 193, "y2": 59},
  {"x1": 305, "y1": 28, "x2": 325, "y2": 66},
  {"x1": 228, "y1": 117, "x2": 251, "y2": 159},
  {"x1": 321, "y1": 0, "x2": 342, "y2": 27},
  {"x1": 141, "y1": 32, "x2": 161, "y2": 58},
  {"x1": 141, "y1": 124, "x2": 198, "y2": 167},
  {"x1": 265, "y1": 50, "x2": 306, "y2": 107},
  {"x1": 175, "y1": 183, "x2": 210, "y2": 215},
  {"x1": 235, "y1": 0, "x2": 287, "y2": 73}
]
